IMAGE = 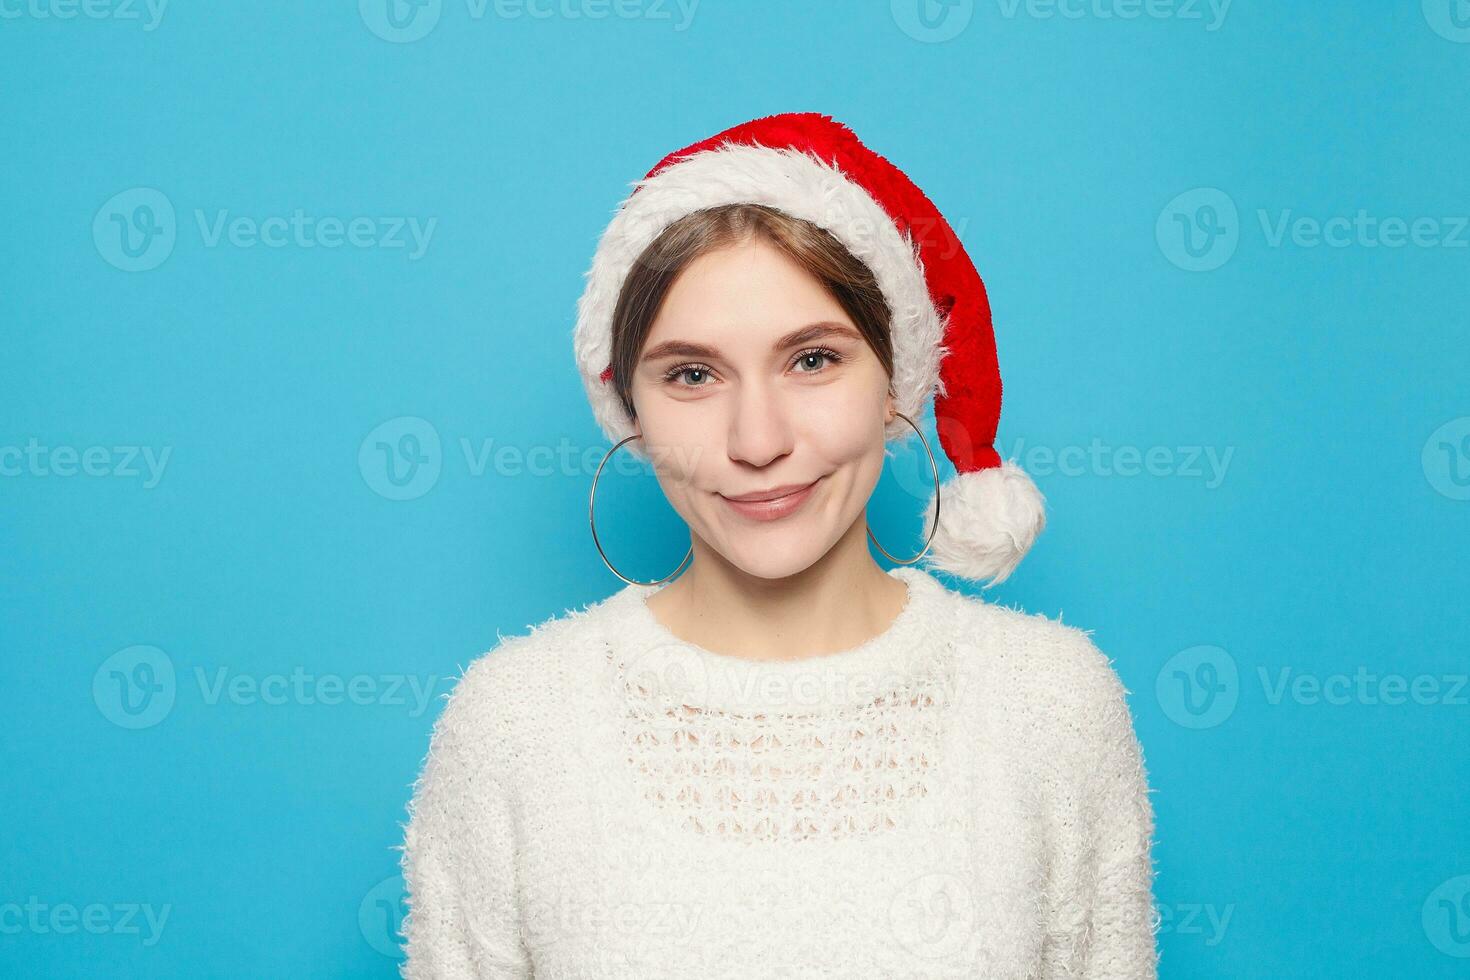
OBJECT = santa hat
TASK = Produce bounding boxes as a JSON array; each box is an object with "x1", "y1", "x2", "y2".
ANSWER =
[{"x1": 573, "y1": 112, "x2": 1045, "y2": 587}]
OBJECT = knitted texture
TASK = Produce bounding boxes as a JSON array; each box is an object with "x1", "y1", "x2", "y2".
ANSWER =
[{"x1": 397, "y1": 566, "x2": 1160, "y2": 978}]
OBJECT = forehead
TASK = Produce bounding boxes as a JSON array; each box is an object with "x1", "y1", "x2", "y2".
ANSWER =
[{"x1": 645, "y1": 237, "x2": 849, "y2": 346}]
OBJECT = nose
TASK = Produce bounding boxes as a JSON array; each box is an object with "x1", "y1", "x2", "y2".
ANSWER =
[{"x1": 724, "y1": 383, "x2": 795, "y2": 469}]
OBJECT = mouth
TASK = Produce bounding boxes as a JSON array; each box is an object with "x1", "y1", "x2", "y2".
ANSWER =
[{"x1": 718, "y1": 477, "x2": 823, "y2": 522}]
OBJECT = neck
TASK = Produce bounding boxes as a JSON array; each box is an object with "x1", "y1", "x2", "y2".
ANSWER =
[{"x1": 643, "y1": 517, "x2": 909, "y2": 663}]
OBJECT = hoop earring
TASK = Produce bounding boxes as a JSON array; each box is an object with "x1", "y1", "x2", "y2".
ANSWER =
[
  {"x1": 588, "y1": 433, "x2": 693, "y2": 586},
  {"x1": 867, "y1": 411, "x2": 942, "y2": 566}
]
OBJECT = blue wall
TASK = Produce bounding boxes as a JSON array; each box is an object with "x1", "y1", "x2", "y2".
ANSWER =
[{"x1": 3, "y1": 2, "x2": 1467, "y2": 976}]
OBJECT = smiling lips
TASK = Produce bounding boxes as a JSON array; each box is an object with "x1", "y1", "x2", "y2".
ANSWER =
[{"x1": 719, "y1": 477, "x2": 822, "y2": 521}]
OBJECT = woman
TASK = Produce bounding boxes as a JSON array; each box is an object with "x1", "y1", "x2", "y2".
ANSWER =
[{"x1": 398, "y1": 113, "x2": 1159, "y2": 978}]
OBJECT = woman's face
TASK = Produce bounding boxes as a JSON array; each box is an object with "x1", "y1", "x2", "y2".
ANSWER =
[{"x1": 629, "y1": 235, "x2": 895, "y2": 581}]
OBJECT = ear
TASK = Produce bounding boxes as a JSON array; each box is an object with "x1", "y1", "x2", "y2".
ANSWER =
[{"x1": 884, "y1": 387, "x2": 897, "y2": 424}]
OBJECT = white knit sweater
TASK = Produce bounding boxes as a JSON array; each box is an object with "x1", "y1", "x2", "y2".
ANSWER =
[{"x1": 397, "y1": 566, "x2": 1160, "y2": 978}]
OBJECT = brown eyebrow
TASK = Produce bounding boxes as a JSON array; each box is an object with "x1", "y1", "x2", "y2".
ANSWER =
[{"x1": 640, "y1": 321, "x2": 864, "y2": 364}]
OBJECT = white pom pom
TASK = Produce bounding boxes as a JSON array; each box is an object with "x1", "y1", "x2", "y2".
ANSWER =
[{"x1": 917, "y1": 460, "x2": 1046, "y2": 588}]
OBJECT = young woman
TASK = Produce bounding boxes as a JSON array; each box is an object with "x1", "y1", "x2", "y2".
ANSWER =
[{"x1": 398, "y1": 113, "x2": 1159, "y2": 978}]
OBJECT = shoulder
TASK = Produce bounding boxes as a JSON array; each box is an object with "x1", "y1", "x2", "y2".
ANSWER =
[
  {"x1": 423, "y1": 589, "x2": 625, "y2": 766},
  {"x1": 945, "y1": 589, "x2": 1139, "y2": 752}
]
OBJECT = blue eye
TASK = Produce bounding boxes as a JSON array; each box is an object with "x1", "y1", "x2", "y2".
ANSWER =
[
  {"x1": 661, "y1": 347, "x2": 845, "y2": 387},
  {"x1": 662, "y1": 363, "x2": 715, "y2": 387},
  {"x1": 793, "y1": 347, "x2": 844, "y2": 373}
]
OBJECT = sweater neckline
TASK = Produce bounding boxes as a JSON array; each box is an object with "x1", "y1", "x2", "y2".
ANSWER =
[{"x1": 607, "y1": 565, "x2": 950, "y2": 714}]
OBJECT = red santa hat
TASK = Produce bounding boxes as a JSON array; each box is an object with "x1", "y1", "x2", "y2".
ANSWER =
[{"x1": 573, "y1": 112, "x2": 1046, "y2": 586}]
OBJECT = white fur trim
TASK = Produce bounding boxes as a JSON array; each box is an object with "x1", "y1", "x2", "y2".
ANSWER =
[
  {"x1": 919, "y1": 460, "x2": 1046, "y2": 587},
  {"x1": 573, "y1": 143, "x2": 946, "y2": 446}
]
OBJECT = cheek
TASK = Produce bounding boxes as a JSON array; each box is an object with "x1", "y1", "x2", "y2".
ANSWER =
[
  {"x1": 808, "y1": 415, "x2": 879, "y2": 468},
  {"x1": 636, "y1": 409, "x2": 721, "y2": 491},
  {"x1": 800, "y1": 386, "x2": 888, "y2": 464}
]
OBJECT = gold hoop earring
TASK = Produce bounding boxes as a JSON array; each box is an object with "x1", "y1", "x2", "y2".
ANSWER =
[
  {"x1": 867, "y1": 410, "x2": 942, "y2": 566},
  {"x1": 588, "y1": 433, "x2": 693, "y2": 586}
]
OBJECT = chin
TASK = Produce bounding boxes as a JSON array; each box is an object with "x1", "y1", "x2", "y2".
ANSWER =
[
  {"x1": 723, "y1": 554, "x2": 820, "y2": 583},
  {"x1": 707, "y1": 523, "x2": 841, "y2": 582}
]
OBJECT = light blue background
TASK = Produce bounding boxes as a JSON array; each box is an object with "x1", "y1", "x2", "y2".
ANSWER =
[{"x1": 3, "y1": 2, "x2": 1467, "y2": 976}]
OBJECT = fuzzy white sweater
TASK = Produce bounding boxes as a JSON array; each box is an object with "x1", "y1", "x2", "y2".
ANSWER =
[{"x1": 397, "y1": 566, "x2": 1160, "y2": 979}]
